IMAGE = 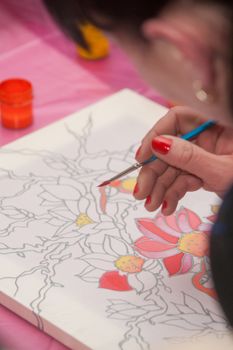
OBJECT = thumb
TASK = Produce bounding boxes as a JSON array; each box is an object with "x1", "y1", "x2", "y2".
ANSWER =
[{"x1": 151, "y1": 135, "x2": 218, "y2": 181}]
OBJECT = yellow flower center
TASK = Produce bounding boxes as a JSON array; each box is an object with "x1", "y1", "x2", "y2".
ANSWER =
[
  {"x1": 121, "y1": 178, "x2": 137, "y2": 193},
  {"x1": 178, "y1": 231, "x2": 209, "y2": 257},
  {"x1": 76, "y1": 213, "x2": 93, "y2": 228},
  {"x1": 115, "y1": 255, "x2": 144, "y2": 273}
]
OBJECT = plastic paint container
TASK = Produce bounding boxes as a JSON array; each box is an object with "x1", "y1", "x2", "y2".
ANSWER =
[
  {"x1": 0, "y1": 78, "x2": 33, "y2": 129},
  {"x1": 77, "y1": 24, "x2": 110, "y2": 60}
]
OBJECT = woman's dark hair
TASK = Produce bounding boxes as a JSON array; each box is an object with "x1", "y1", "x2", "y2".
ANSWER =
[
  {"x1": 43, "y1": 0, "x2": 232, "y2": 48},
  {"x1": 43, "y1": 0, "x2": 170, "y2": 49},
  {"x1": 43, "y1": 0, "x2": 232, "y2": 105}
]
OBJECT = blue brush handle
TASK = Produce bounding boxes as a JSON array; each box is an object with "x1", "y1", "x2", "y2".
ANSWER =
[{"x1": 142, "y1": 120, "x2": 216, "y2": 165}]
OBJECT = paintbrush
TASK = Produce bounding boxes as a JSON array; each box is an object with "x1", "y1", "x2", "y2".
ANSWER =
[{"x1": 98, "y1": 120, "x2": 216, "y2": 187}]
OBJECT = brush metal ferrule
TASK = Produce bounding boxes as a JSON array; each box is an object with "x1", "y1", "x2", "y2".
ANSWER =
[{"x1": 105, "y1": 162, "x2": 142, "y2": 183}]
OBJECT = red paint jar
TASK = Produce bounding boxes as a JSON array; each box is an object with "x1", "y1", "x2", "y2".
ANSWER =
[{"x1": 0, "y1": 78, "x2": 33, "y2": 129}]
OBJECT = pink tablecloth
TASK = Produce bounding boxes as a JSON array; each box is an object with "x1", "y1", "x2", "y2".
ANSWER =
[{"x1": 0, "y1": 1, "x2": 168, "y2": 349}]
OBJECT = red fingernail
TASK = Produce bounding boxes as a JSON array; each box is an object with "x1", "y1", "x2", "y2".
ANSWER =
[
  {"x1": 133, "y1": 183, "x2": 139, "y2": 195},
  {"x1": 135, "y1": 146, "x2": 141, "y2": 159},
  {"x1": 145, "y1": 195, "x2": 151, "y2": 205},
  {"x1": 152, "y1": 136, "x2": 172, "y2": 154},
  {"x1": 162, "y1": 200, "x2": 168, "y2": 211}
]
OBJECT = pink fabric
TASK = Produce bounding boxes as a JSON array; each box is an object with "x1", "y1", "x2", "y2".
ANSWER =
[{"x1": 0, "y1": 1, "x2": 168, "y2": 349}]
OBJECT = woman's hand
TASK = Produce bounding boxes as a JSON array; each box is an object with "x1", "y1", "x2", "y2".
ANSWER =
[{"x1": 134, "y1": 106, "x2": 233, "y2": 215}]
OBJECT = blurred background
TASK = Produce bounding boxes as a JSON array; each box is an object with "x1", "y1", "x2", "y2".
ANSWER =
[{"x1": 0, "y1": 0, "x2": 168, "y2": 146}]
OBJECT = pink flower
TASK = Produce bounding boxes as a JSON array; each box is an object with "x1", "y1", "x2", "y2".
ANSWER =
[{"x1": 134, "y1": 207, "x2": 210, "y2": 276}]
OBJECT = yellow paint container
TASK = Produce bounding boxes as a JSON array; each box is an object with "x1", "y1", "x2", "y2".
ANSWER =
[{"x1": 77, "y1": 24, "x2": 110, "y2": 60}]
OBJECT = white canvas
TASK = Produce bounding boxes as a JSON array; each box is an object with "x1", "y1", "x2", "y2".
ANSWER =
[{"x1": 0, "y1": 90, "x2": 229, "y2": 350}]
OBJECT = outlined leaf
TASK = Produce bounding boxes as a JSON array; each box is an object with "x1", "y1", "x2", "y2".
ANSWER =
[
  {"x1": 52, "y1": 282, "x2": 64, "y2": 288},
  {"x1": 37, "y1": 236, "x2": 48, "y2": 242},
  {"x1": 58, "y1": 177, "x2": 86, "y2": 196},
  {"x1": 127, "y1": 274, "x2": 144, "y2": 294},
  {"x1": 82, "y1": 253, "x2": 115, "y2": 270},
  {"x1": 17, "y1": 252, "x2": 26, "y2": 258},
  {"x1": 60, "y1": 254, "x2": 72, "y2": 262},
  {"x1": 208, "y1": 310, "x2": 227, "y2": 324},
  {"x1": 163, "y1": 318, "x2": 203, "y2": 331},
  {"x1": 180, "y1": 314, "x2": 211, "y2": 326},
  {"x1": 143, "y1": 259, "x2": 163, "y2": 273},
  {"x1": 76, "y1": 267, "x2": 102, "y2": 281},
  {"x1": 173, "y1": 303, "x2": 193, "y2": 315},
  {"x1": 108, "y1": 314, "x2": 130, "y2": 320},
  {"x1": 183, "y1": 293, "x2": 206, "y2": 314},
  {"x1": 1, "y1": 208, "x2": 26, "y2": 219},
  {"x1": 95, "y1": 222, "x2": 115, "y2": 230},
  {"x1": 208, "y1": 322, "x2": 228, "y2": 332},
  {"x1": 39, "y1": 191, "x2": 60, "y2": 202},
  {"x1": 80, "y1": 276, "x2": 99, "y2": 283},
  {"x1": 103, "y1": 235, "x2": 130, "y2": 257},
  {"x1": 44, "y1": 159, "x2": 67, "y2": 170},
  {"x1": 42, "y1": 184, "x2": 81, "y2": 201},
  {"x1": 128, "y1": 271, "x2": 157, "y2": 294},
  {"x1": 47, "y1": 218, "x2": 65, "y2": 227},
  {"x1": 0, "y1": 243, "x2": 8, "y2": 249},
  {"x1": 49, "y1": 208, "x2": 74, "y2": 221}
]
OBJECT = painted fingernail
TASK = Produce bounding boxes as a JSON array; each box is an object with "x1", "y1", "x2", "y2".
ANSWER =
[
  {"x1": 152, "y1": 136, "x2": 172, "y2": 154},
  {"x1": 162, "y1": 200, "x2": 168, "y2": 211},
  {"x1": 145, "y1": 195, "x2": 151, "y2": 205},
  {"x1": 133, "y1": 183, "x2": 139, "y2": 195}
]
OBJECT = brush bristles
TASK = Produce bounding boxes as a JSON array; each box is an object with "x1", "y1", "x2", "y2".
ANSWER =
[{"x1": 97, "y1": 181, "x2": 110, "y2": 187}]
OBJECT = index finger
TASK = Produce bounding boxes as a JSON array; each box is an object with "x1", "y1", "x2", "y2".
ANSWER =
[{"x1": 136, "y1": 106, "x2": 208, "y2": 163}]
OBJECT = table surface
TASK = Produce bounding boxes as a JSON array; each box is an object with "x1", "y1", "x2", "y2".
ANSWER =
[{"x1": 0, "y1": 1, "x2": 168, "y2": 349}]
